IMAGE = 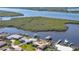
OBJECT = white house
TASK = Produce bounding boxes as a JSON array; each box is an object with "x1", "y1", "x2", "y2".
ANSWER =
[
  {"x1": 7, "y1": 34, "x2": 22, "y2": 40},
  {"x1": 19, "y1": 37, "x2": 32, "y2": 44}
]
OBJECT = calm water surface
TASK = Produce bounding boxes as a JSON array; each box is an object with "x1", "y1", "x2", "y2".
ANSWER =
[
  {"x1": 0, "y1": 24, "x2": 79, "y2": 47},
  {"x1": 0, "y1": 8, "x2": 79, "y2": 20}
]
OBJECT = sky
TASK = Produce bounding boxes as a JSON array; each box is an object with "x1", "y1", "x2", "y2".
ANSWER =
[{"x1": 0, "y1": 0, "x2": 79, "y2": 7}]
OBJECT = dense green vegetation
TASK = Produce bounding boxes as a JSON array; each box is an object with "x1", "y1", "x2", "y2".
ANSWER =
[
  {"x1": 14, "y1": 40, "x2": 21, "y2": 45},
  {"x1": 21, "y1": 7, "x2": 67, "y2": 12},
  {"x1": 0, "y1": 17, "x2": 79, "y2": 31},
  {"x1": 74, "y1": 48, "x2": 79, "y2": 51},
  {"x1": 0, "y1": 11, "x2": 23, "y2": 17},
  {"x1": 20, "y1": 43, "x2": 36, "y2": 51},
  {"x1": 25, "y1": 7, "x2": 79, "y2": 13},
  {"x1": 13, "y1": 7, "x2": 79, "y2": 13}
]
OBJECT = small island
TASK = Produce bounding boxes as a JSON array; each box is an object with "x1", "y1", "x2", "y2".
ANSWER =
[{"x1": 0, "y1": 17, "x2": 79, "y2": 32}]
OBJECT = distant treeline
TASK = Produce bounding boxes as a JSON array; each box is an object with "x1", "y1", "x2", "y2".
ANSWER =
[
  {"x1": 24, "y1": 7, "x2": 68, "y2": 12},
  {"x1": 4, "y1": 7, "x2": 79, "y2": 13},
  {"x1": 10, "y1": 7, "x2": 68, "y2": 12}
]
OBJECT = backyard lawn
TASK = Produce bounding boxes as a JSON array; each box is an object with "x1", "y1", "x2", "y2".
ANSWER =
[
  {"x1": 14, "y1": 40, "x2": 21, "y2": 45},
  {"x1": 20, "y1": 43, "x2": 36, "y2": 51}
]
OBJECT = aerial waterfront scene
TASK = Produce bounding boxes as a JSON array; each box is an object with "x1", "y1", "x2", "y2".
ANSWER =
[{"x1": 0, "y1": 7, "x2": 79, "y2": 51}]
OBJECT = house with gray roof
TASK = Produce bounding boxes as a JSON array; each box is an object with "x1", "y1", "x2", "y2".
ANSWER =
[
  {"x1": 0, "y1": 41, "x2": 7, "y2": 48},
  {"x1": 7, "y1": 34, "x2": 22, "y2": 40},
  {"x1": 19, "y1": 37, "x2": 32, "y2": 44}
]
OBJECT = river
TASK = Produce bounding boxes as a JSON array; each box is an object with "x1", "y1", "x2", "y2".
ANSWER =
[
  {"x1": 0, "y1": 8, "x2": 79, "y2": 20},
  {"x1": 0, "y1": 8, "x2": 79, "y2": 47}
]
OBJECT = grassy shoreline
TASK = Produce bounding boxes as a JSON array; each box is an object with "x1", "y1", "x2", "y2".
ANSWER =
[
  {"x1": 0, "y1": 17, "x2": 79, "y2": 32},
  {"x1": 0, "y1": 11, "x2": 23, "y2": 17}
]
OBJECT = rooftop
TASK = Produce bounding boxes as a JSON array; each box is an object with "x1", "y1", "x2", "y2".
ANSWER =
[
  {"x1": 33, "y1": 40, "x2": 50, "y2": 49},
  {"x1": 7, "y1": 34, "x2": 22, "y2": 39},
  {"x1": 20, "y1": 37, "x2": 32, "y2": 43},
  {"x1": 0, "y1": 41, "x2": 6, "y2": 47}
]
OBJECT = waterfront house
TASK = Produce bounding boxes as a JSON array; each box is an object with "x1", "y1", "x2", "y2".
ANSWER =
[
  {"x1": 33, "y1": 40, "x2": 50, "y2": 50},
  {"x1": 7, "y1": 34, "x2": 22, "y2": 40},
  {"x1": 0, "y1": 41, "x2": 7, "y2": 48},
  {"x1": 19, "y1": 37, "x2": 32, "y2": 44}
]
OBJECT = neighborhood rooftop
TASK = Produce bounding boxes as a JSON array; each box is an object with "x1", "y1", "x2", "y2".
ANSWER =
[
  {"x1": 7, "y1": 34, "x2": 22, "y2": 39},
  {"x1": 0, "y1": 33, "x2": 74, "y2": 51}
]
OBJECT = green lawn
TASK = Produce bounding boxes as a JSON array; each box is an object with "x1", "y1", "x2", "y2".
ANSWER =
[
  {"x1": 0, "y1": 17, "x2": 79, "y2": 31},
  {"x1": 14, "y1": 40, "x2": 21, "y2": 45},
  {"x1": 20, "y1": 44, "x2": 36, "y2": 51}
]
